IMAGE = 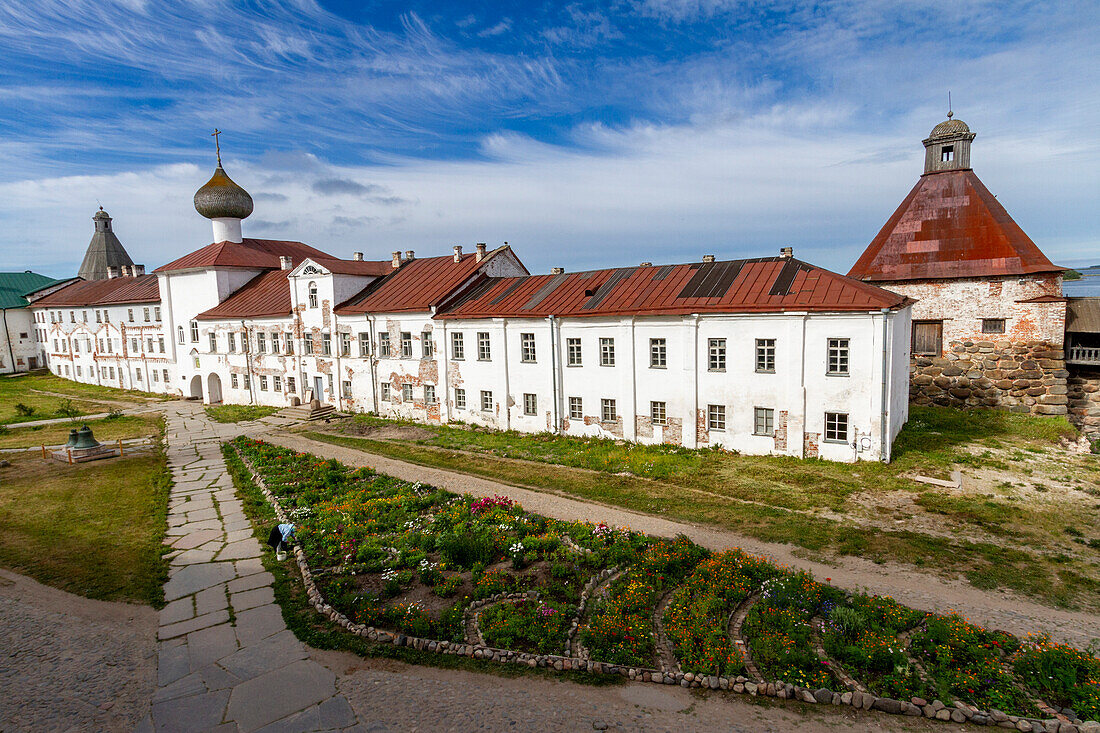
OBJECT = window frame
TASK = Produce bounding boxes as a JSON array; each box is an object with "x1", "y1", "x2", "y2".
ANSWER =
[
  {"x1": 454, "y1": 387, "x2": 466, "y2": 410},
  {"x1": 380, "y1": 382, "x2": 391, "y2": 401},
  {"x1": 451, "y1": 332, "x2": 465, "y2": 360},
  {"x1": 566, "y1": 337, "x2": 582, "y2": 366},
  {"x1": 826, "y1": 338, "x2": 850, "y2": 376},
  {"x1": 707, "y1": 404, "x2": 726, "y2": 431},
  {"x1": 480, "y1": 389, "x2": 493, "y2": 411},
  {"x1": 424, "y1": 384, "x2": 436, "y2": 404},
  {"x1": 649, "y1": 338, "x2": 666, "y2": 368},
  {"x1": 599, "y1": 337, "x2": 615, "y2": 367},
  {"x1": 650, "y1": 400, "x2": 667, "y2": 425},
  {"x1": 568, "y1": 396, "x2": 583, "y2": 419},
  {"x1": 601, "y1": 398, "x2": 617, "y2": 422},
  {"x1": 523, "y1": 393, "x2": 537, "y2": 415},
  {"x1": 755, "y1": 338, "x2": 776, "y2": 374},
  {"x1": 708, "y1": 338, "x2": 726, "y2": 372},
  {"x1": 400, "y1": 332, "x2": 413, "y2": 358},
  {"x1": 421, "y1": 331, "x2": 433, "y2": 358},
  {"x1": 911, "y1": 320, "x2": 943, "y2": 356},
  {"x1": 477, "y1": 332, "x2": 491, "y2": 361},
  {"x1": 753, "y1": 407, "x2": 774, "y2": 436},
  {"x1": 358, "y1": 332, "x2": 371, "y2": 357},
  {"x1": 824, "y1": 411, "x2": 849, "y2": 444},
  {"x1": 520, "y1": 333, "x2": 536, "y2": 363},
  {"x1": 308, "y1": 282, "x2": 318, "y2": 309},
  {"x1": 378, "y1": 333, "x2": 390, "y2": 357},
  {"x1": 981, "y1": 318, "x2": 1006, "y2": 335}
]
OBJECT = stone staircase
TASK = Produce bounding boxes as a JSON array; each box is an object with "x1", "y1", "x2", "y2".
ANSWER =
[{"x1": 278, "y1": 402, "x2": 337, "y2": 421}]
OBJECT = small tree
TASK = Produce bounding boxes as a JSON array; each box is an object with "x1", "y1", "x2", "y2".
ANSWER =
[{"x1": 56, "y1": 399, "x2": 81, "y2": 422}]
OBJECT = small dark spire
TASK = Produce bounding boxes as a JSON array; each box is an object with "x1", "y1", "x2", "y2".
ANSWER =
[{"x1": 212, "y1": 128, "x2": 223, "y2": 166}]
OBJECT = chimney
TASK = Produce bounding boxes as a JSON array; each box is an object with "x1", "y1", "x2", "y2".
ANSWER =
[
  {"x1": 640, "y1": 262, "x2": 652, "y2": 267},
  {"x1": 550, "y1": 267, "x2": 565, "y2": 275},
  {"x1": 106, "y1": 266, "x2": 119, "y2": 279},
  {"x1": 453, "y1": 245, "x2": 463, "y2": 263},
  {"x1": 392, "y1": 251, "x2": 402, "y2": 269},
  {"x1": 279, "y1": 256, "x2": 293, "y2": 270},
  {"x1": 780, "y1": 246, "x2": 793, "y2": 259},
  {"x1": 475, "y1": 243, "x2": 487, "y2": 262},
  {"x1": 352, "y1": 251, "x2": 363, "y2": 261},
  {"x1": 122, "y1": 265, "x2": 133, "y2": 277},
  {"x1": 132, "y1": 264, "x2": 146, "y2": 276},
  {"x1": 404, "y1": 250, "x2": 415, "y2": 261},
  {"x1": 702, "y1": 254, "x2": 716, "y2": 263}
]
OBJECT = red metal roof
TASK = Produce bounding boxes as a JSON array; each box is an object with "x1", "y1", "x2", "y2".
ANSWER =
[
  {"x1": 319, "y1": 259, "x2": 393, "y2": 276},
  {"x1": 436, "y1": 257, "x2": 908, "y2": 320},
  {"x1": 194, "y1": 270, "x2": 291, "y2": 321},
  {"x1": 30, "y1": 275, "x2": 161, "y2": 307},
  {"x1": 336, "y1": 246, "x2": 524, "y2": 315},
  {"x1": 154, "y1": 238, "x2": 334, "y2": 273},
  {"x1": 848, "y1": 169, "x2": 1062, "y2": 282}
]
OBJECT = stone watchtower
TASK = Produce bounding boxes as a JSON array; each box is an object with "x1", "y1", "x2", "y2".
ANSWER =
[
  {"x1": 848, "y1": 115, "x2": 1068, "y2": 416},
  {"x1": 78, "y1": 208, "x2": 136, "y2": 280}
]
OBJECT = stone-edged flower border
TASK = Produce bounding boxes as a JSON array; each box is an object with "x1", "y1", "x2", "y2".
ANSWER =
[{"x1": 232, "y1": 445, "x2": 1097, "y2": 733}]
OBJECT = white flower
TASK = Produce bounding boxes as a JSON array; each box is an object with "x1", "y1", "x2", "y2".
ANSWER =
[
  {"x1": 381, "y1": 568, "x2": 399, "y2": 581},
  {"x1": 498, "y1": 523, "x2": 512, "y2": 531},
  {"x1": 509, "y1": 542, "x2": 524, "y2": 554}
]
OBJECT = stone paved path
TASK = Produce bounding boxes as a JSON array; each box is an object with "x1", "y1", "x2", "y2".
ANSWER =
[{"x1": 143, "y1": 404, "x2": 360, "y2": 733}]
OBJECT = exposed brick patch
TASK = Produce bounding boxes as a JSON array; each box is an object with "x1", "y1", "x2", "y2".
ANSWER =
[
  {"x1": 663, "y1": 417, "x2": 682, "y2": 445},
  {"x1": 418, "y1": 359, "x2": 438, "y2": 383},
  {"x1": 774, "y1": 410, "x2": 788, "y2": 452},
  {"x1": 636, "y1": 415, "x2": 654, "y2": 439},
  {"x1": 803, "y1": 431, "x2": 819, "y2": 458},
  {"x1": 695, "y1": 409, "x2": 708, "y2": 445}
]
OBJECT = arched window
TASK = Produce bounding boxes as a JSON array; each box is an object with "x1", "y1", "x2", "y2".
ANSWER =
[
  {"x1": 308, "y1": 282, "x2": 318, "y2": 309},
  {"x1": 177, "y1": 325, "x2": 185, "y2": 344}
]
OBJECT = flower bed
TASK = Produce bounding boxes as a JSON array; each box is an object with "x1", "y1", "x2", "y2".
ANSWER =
[{"x1": 231, "y1": 437, "x2": 1100, "y2": 729}]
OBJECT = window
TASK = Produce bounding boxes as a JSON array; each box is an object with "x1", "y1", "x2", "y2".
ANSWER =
[
  {"x1": 707, "y1": 404, "x2": 726, "y2": 431},
  {"x1": 271, "y1": 334, "x2": 280, "y2": 354},
  {"x1": 177, "y1": 326, "x2": 185, "y2": 344},
  {"x1": 273, "y1": 375, "x2": 282, "y2": 391},
  {"x1": 451, "y1": 332, "x2": 464, "y2": 359},
  {"x1": 755, "y1": 339, "x2": 775, "y2": 373},
  {"x1": 422, "y1": 332, "x2": 433, "y2": 358},
  {"x1": 285, "y1": 334, "x2": 293, "y2": 355},
  {"x1": 163, "y1": 369, "x2": 170, "y2": 383},
  {"x1": 154, "y1": 307, "x2": 161, "y2": 321},
  {"x1": 95, "y1": 310, "x2": 101, "y2": 323},
  {"x1": 227, "y1": 332, "x2": 236, "y2": 352},
  {"x1": 566, "y1": 337, "x2": 582, "y2": 366},
  {"x1": 104, "y1": 311, "x2": 109, "y2": 322},
  {"x1": 135, "y1": 368, "x2": 142, "y2": 382},
  {"x1": 231, "y1": 374, "x2": 239, "y2": 389},
  {"x1": 520, "y1": 333, "x2": 536, "y2": 363},
  {"x1": 359, "y1": 332, "x2": 370, "y2": 357},
  {"x1": 708, "y1": 338, "x2": 726, "y2": 372},
  {"x1": 982, "y1": 318, "x2": 1006, "y2": 334},
  {"x1": 523, "y1": 393, "x2": 537, "y2": 415},
  {"x1": 400, "y1": 332, "x2": 412, "y2": 358},
  {"x1": 569, "y1": 397, "x2": 583, "y2": 419},
  {"x1": 143, "y1": 307, "x2": 150, "y2": 322},
  {"x1": 147, "y1": 337, "x2": 153, "y2": 353},
  {"x1": 341, "y1": 333, "x2": 351, "y2": 357},
  {"x1": 82, "y1": 310, "x2": 87, "y2": 322},
  {"x1": 149, "y1": 368, "x2": 155, "y2": 382},
  {"x1": 65, "y1": 365, "x2": 70, "y2": 376},
  {"x1": 131, "y1": 337, "x2": 139, "y2": 353},
  {"x1": 128, "y1": 308, "x2": 134, "y2": 322},
  {"x1": 327, "y1": 374, "x2": 334, "y2": 394},
  {"x1": 322, "y1": 334, "x2": 332, "y2": 356},
  {"x1": 378, "y1": 333, "x2": 390, "y2": 357},
  {"x1": 109, "y1": 366, "x2": 115, "y2": 379},
  {"x1": 158, "y1": 337, "x2": 165, "y2": 353},
  {"x1": 342, "y1": 380, "x2": 352, "y2": 396},
  {"x1": 402, "y1": 384, "x2": 413, "y2": 402},
  {"x1": 70, "y1": 310, "x2": 76, "y2": 323},
  {"x1": 256, "y1": 332, "x2": 266, "y2": 353},
  {"x1": 454, "y1": 388, "x2": 466, "y2": 410},
  {"x1": 601, "y1": 398, "x2": 617, "y2": 422},
  {"x1": 650, "y1": 338, "x2": 666, "y2": 368},
  {"x1": 754, "y1": 407, "x2": 774, "y2": 436},
  {"x1": 477, "y1": 332, "x2": 491, "y2": 361},
  {"x1": 424, "y1": 384, "x2": 436, "y2": 404},
  {"x1": 599, "y1": 337, "x2": 615, "y2": 366},
  {"x1": 912, "y1": 321, "x2": 943, "y2": 356},
  {"x1": 941, "y1": 145, "x2": 954, "y2": 162},
  {"x1": 308, "y1": 282, "x2": 318, "y2": 308},
  {"x1": 209, "y1": 333, "x2": 217, "y2": 352},
  {"x1": 287, "y1": 376, "x2": 295, "y2": 393},
  {"x1": 651, "y1": 401, "x2": 666, "y2": 425},
  {"x1": 243, "y1": 374, "x2": 250, "y2": 389},
  {"x1": 76, "y1": 366, "x2": 83, "y2": 377},
  {"x1": 259, "y1": 376, "x2": 268, "y2": 391},
  {"x1": 190, "y1": 321, "x2": 199, "y2": 342},
  {"x1": 304, "y1": 333, "x2": 314, "y2": 354},
  {"x1": 825, "y1": 412, "x2": 849, "y2": 443},
  {"x1": 481, "y1": 390, "x2": 493, "y2": 411},
  {"x1": 827, "y1": 338, "x2": 850, "y2": 375}
]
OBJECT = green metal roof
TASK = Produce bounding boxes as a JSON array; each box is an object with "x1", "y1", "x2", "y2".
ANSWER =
[{"x1": 0, "y1": 271, "x2": 59, "y2": 310}]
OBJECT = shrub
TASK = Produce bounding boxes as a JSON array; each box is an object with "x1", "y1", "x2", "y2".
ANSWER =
[
  {"x1": 432, "y1": 576, "x2": 462, "y2": 598},
  {"x1": 439, "y1": 531, "x2": 498, "y2": 569},
  {"x1": 14, "y1": 403, "x2": 35, "y2": 417},
  {"x1": 480, "y1": 599, "x2": 570, "y2": 654},
  {"x1": 1013, "y1": 636, "x2": 1100, "y2": 719},
  {"x1": 55, "y1": 399, "x2": 81, "y2": 421}
]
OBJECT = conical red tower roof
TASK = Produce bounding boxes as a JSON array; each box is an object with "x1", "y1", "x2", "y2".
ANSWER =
[{"x1": 848, "y1": 169, "x2": 1062, "y2": 282}]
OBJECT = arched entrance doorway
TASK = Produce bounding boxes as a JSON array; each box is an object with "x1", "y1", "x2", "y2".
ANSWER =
[
  {"x1": 188, "y1": 375, "x2": 203, "y2": 400},
  {"x1": 207, "y1": 373, "x2": 223, "y2": 404}
]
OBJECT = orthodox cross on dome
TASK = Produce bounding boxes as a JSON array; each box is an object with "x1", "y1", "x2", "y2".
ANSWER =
[{"x1": 211, "y1": 128, "x2": 222, "y2": 166}]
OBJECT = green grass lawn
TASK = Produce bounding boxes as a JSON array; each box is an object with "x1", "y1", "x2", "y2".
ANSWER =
[
  {"x1": 0, "y1": 414, "x2": 163, "y2": 450},
  {"x1": 204, "y1": 404, "x2": 280, "y2": 423},
  {"x1": 0, "y1": 371, "x2": 170, "y2": 425},
  {"x1": 0, "y1": 447, "x2": 171, "y2": 605},
  {"x1": 301, "y1": 405, "x2": 1097, "y2": 609}
]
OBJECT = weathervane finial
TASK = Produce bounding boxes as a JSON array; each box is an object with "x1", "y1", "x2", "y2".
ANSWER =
[
  {"x1": 211, "y1": 128, "x2": 222, "y2": 166},
  {"x1": 947, "y1": 92, "x2": 953, "y2": 119}
]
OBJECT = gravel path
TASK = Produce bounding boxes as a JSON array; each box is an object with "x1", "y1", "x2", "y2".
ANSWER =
[
  {"x1": 0, "y1": 568, "x2": 157, "y2": 732},
  {"x1": 262, "y1": 432, "x2": 1100, "y2": 649},
  {"x1": 313, "y1": 648, "x2": 939, "y2": 733}
]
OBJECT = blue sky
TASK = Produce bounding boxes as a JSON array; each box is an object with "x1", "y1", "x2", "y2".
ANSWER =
[{"x1": 0, "y1": 0, "x2": 1097, "y2": 277}]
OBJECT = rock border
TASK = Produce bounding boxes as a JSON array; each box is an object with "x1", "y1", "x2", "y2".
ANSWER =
[{"x1": 232, "y1": 445, "x2": 1097, "y2": 733}]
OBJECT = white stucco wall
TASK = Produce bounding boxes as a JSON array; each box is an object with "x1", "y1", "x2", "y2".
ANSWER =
[{"x1": 1, "y1": 308, "x2": 44, "y2": 373}]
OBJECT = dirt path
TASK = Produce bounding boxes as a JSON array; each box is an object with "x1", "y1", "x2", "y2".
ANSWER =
[
  {"x1": 261, "y1": 431, "x2": 1100, "y2": 649},
  {"x1": 0, "y1": 569, "x2": 157, "y2": 732}
]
